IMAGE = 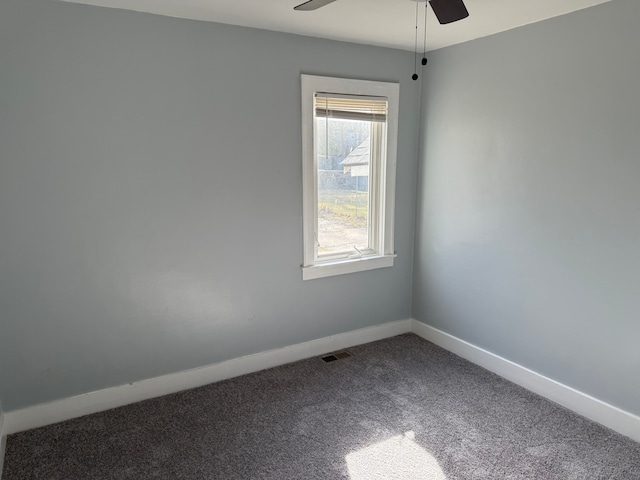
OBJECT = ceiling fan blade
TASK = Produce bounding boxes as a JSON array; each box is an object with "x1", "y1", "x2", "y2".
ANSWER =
[
  {"x1": 293, "y1": 0, "x2": 338, "y2": 11},
  {"x1": 429, "y1": 0, "x2": 469, "y2": 24}
]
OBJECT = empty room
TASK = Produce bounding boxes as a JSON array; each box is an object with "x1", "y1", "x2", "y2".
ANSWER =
[{"x1": 1, "y1": 0, "x2": 639, "y2": 478}]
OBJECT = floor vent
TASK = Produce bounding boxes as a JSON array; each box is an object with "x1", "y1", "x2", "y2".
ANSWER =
[{"x1": 321, "y1": 351, "x2": 352, "y2": 363}]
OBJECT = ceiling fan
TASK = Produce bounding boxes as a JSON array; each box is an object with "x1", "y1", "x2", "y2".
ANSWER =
[{"x1": 294, "y1": 0, "x2": 469, "y2": 25}]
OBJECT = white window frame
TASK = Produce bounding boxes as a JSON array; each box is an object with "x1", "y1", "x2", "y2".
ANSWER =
[{"x1": 301, "y1": 74, "x2": 399, "y2": 281}]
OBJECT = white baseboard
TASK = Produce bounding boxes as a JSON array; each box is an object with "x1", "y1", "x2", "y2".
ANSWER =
[
  {"x1": 6, "y1": 318, "x2": 638, "y2": 447},
  {"x1": 3, "y1": 319, "x2": 412, "y2": 435},
  {"x1": 411, "y1": 319, "x2": 640, "y2": 444}
]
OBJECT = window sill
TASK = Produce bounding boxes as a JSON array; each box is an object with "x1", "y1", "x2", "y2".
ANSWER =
[{"x1": 302, "y1": 254, "x2": 396, "y2": 281}]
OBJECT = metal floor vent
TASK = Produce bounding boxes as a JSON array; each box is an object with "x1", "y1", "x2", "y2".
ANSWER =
[{"x1": 321, "y1": 351, "x2": 352, "y2": 363}]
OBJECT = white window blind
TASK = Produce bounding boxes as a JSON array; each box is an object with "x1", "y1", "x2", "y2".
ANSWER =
[{"x1": 314, "y1": 93, "x2": 388, "y2": 122}]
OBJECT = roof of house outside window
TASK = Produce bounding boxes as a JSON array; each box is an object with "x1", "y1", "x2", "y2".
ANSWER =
[{"x1": 340, "y1": 137, "x2": 369, "y2": 167}]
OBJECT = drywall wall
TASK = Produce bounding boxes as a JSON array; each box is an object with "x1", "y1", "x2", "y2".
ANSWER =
[
  {"x1": 0, "y1": 0, "x2": 420, "y2": 410},
  {"x1": 413, "y1": 0, "x2": 640, "y2": 417}
]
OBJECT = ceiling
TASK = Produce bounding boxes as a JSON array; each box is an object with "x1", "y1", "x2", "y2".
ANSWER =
[{"x1": 61, "y1": 0, "x2": 611, "y2": 52}]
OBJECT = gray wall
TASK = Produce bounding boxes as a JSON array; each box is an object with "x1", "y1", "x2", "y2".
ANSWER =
[
  {"x1": 413, "y1": 0, "x2": 640, "y2": 416},
  {"x1": 0, "y1": 0, "x2": 420, "y2": 410}
]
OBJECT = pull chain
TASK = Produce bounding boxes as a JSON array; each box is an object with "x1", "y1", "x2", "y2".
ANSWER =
[
  {"x1": 412, "y1": 1, "x2": 419, "y2": 80},
  {"x1": 422, "y1": 1, "x2": 428, "y2": 66}
]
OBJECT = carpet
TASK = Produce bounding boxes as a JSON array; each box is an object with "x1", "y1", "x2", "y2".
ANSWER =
[{"x1": 4, "y1": 334, "x2": 640, "y2": 479}]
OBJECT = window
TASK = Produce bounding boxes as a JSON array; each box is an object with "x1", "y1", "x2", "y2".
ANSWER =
[{"x1": 301, "y1": 75, "x2": 399, "y2": 280}]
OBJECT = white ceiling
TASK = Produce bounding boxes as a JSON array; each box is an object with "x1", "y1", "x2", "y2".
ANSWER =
[{"x1": 61, "y1": 0, "x2": 611, "y2": 52}]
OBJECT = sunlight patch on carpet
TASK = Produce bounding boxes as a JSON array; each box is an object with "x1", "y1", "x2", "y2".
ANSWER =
[{"x1": 346, "y1": 431, "x2": 447, "y2": 479}]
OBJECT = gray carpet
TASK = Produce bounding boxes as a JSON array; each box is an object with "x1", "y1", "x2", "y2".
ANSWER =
[{"x1": 3, "y1": 334, "x2": 640, "y2": 479}]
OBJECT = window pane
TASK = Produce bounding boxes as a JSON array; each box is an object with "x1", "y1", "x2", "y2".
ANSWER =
[{"x1": 316, "y1": 117, "x2": 371, "y2": 257}]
